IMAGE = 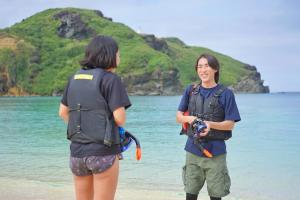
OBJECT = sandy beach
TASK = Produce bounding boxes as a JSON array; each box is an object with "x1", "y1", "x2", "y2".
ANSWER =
[
  {"x1": 0, "y1": 177, "x2": 184, "y2": 200},
  {"x1": 0, "y1": 177, "x2": 251, "y2": 200}
]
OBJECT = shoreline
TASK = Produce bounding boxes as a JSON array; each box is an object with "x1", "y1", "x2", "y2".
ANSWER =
[{"x1": 2, "y1": 91, "x2": 300, "y2": 98}]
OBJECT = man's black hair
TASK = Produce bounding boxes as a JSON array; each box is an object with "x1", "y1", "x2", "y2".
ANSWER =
[{"x1": 195, "y1": 53, "x2": 220, "y2": 83}]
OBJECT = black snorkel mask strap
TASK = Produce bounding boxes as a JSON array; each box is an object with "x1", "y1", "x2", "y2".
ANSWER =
[{"x1": 125, "y1": 131, "x2": 142, "y2": 160}]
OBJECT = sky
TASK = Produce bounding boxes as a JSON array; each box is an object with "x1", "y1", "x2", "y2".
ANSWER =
[{"x1": 0, "y1": 0, "x2": 299, "y2": 92}]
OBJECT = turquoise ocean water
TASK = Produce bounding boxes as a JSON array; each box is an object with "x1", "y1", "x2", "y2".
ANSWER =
[{"x1": 0, "y1": 93, "x2": 300, "y2": 199}]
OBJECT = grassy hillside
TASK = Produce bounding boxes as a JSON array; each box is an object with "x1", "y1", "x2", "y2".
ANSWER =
[{"x1": 0, "y1": 8, "x2": 250, "y2": 95}]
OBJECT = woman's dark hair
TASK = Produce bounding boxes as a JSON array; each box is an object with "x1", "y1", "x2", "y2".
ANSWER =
[
  {"x1": 80, "y1": 35, "x2": 119, "y2": 69},
  {"x1": 194, "y1": 53, "x2": 220, "y2": 83}
]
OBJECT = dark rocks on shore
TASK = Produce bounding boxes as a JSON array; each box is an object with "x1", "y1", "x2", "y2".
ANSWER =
[
  {"x1": 0, "y1": 72, "x2": 9, "y2": 93},
  {"x1": 229, "y1": 64, "x2": 269, "y2": 93},
  {"x1": 122, "y1": 68, "x2": 182, "y2": 95}
]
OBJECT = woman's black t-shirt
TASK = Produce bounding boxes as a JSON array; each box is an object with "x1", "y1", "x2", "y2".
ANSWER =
[{"x1": 61, "y1": 70, "x2": 131, "y2": 157}]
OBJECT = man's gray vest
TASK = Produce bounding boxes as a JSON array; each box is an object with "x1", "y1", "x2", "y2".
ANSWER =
[
  {"x1": 187, "y1": 84, "x2": 232, "y2": 140},
  {"x1": 67, "y1": 68, "x2": 120, "y2": 146}
]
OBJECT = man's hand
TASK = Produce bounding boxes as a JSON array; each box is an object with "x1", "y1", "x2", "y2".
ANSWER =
[
  {"x1": 199, "y1": 121, "x2": 211, "y2": 137},
  {"x1": 176, "y1": 111, "x2": 197, "y2": 124},
  {"x1": 188, "y1": 116, "x2": 197, "y2": 124}
]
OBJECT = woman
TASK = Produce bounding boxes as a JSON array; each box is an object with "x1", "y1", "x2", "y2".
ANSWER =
[{"x1": 59, "y1": 35, "x2": 131, "y2": 200}]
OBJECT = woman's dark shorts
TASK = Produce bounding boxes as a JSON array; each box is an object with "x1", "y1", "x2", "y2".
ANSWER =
[{"x1": 70, "y1": 155, "x2": 116, "y2": 176}]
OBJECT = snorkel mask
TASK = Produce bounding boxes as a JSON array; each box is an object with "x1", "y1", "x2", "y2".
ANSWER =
[{"x1": 119, "y1": 127, "x2": 142, "y2": 160}]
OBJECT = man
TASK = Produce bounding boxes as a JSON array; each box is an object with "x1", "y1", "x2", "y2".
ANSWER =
[{"x1": 176, "y1": 53, "x2": 241, "y2": 200}]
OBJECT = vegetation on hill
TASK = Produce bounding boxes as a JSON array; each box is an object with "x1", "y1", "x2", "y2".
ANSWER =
[{"x1": 0, "y1": 8, "x2": 252, "y2": 96}]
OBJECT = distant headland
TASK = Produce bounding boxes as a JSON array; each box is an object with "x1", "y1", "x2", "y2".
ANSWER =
[{"x1": 0, "y1": 8, "x2": 269, "y2": 96}]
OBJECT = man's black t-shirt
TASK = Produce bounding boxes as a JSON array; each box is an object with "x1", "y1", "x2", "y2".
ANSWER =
[{"x1": 61, "y1": 69, "x2": 131, "y2": 157}]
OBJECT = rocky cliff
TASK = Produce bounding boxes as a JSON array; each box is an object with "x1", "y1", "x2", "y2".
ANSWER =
[
  {"x1": 229, "y1": 65, "x2": 269, "y2": 93},
  {"x1": 53, "y1": 11, "x2": 95, "y2": 40},
  {"x1": 123, "y1": 68, "x2": 182, "y2": 95}
]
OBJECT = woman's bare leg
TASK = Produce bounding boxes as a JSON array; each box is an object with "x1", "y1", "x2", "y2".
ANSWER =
[
  {"x1": 73, "y1": 175, "x2": 93, "y2": 200},
  {"x1": 93, "y1": 157, "x2": 119, "y2": 200}
]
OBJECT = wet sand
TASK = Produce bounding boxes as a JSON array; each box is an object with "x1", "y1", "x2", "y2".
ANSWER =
[{"x1": 0, "y1": 177, "x2": 250, "y2": 200}]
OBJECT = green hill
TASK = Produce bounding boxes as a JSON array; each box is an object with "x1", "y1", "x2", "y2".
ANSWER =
[{"x1": 0, "y1": 8, "x2": 268, "y2": 96}]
